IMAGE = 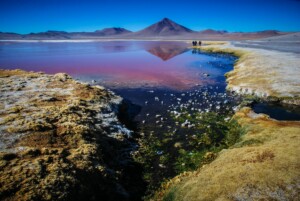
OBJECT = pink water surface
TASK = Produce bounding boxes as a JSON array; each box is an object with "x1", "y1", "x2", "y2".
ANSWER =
[{"x1": 0, "y1": 41, "x2": 228, "y2": 90}]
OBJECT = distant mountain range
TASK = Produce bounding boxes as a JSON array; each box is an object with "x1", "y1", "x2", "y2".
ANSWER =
[
  {"x1": 0, "y1": 18, "x2": 290, "y2": 40},
  {"x1": 94, "y1": 28, "x2": 132, "y2": 36}
]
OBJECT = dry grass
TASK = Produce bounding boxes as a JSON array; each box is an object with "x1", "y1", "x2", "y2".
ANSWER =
[
  {"x1": 202, "y1": 41, "x2": 229, "y2": 46},
  {"x1": 155, "y1": 107, "x2": 300, "y2": 201},
  {"x1": 0, "y1": 69, "x2": 43, "y2": 77},
  {"x1": 0, "y1": 69, "x2": 134, "y2": 201}
]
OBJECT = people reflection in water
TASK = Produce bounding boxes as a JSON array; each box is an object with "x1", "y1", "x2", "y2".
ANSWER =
[
  {"x1": 192, "y1": 41, "x2": 202, "y2": 54},
  {"x1": 192, "y1": 48, "x2": 202, "y2": 54}
]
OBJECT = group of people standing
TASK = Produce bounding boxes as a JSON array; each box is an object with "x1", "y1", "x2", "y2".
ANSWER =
[{"x1": 192, "y1": 41, "x2": 202, "y2": 46}]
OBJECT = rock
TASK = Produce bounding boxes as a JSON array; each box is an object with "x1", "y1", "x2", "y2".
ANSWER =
[
  {"x1": 54, "y1": 73, "x2": 71, "y2": 82},
  {"x1": 159, "y1": 164, "x2": 166, "y2": 168},
  {"x1": 204, "y1": 152, "x2": 216, "y2": 160}
]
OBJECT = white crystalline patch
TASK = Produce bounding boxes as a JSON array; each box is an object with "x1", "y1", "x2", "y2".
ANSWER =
[
  {"x1": 223, "y1": 43, "x2": 300, "y2": 98},
  {"x1": 0, "y1": 72, "x2": 133, "y2": 152}
]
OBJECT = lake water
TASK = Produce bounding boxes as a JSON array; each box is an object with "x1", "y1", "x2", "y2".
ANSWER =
[
  {"x1": 0, "y1": 41, "x2": 234, "y2": 90},
  {"x1": 0, "y1": 40, "x2": 242, "y2": 128}
]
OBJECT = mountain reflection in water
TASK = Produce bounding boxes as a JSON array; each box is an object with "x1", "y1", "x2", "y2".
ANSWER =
[
  {"x1": 145, "y1": 42, "x2": 189, "y2": 61},
  {"x1": 0, "y1": 41, "x2": 234, "y2": 90}
]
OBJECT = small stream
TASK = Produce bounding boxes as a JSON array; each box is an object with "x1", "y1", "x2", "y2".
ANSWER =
[{"x1": 252, "y1": 102, "x2": 300, "y2": 121}]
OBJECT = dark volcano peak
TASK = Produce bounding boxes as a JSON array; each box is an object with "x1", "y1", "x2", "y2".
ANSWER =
[{"x1": 133, "y1": 18, "x2": 194, "y2": 36}]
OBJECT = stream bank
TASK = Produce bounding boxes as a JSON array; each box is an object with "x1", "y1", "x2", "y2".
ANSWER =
[{"x1": 0, "y1": 69, "x2": 145, "y2": 201}]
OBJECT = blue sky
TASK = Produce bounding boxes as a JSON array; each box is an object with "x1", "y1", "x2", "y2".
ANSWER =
[{"x1": 1, "y1": 0, "x2": 300, "y2": 34}]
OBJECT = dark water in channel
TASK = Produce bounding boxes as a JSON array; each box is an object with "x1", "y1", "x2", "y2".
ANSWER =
[{"x1": 253, "y1": 102, "x2": 300, "y2": 121}]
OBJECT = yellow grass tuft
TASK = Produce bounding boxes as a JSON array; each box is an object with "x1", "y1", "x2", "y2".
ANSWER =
[{"x1": 154, "y1": 107, "x2": 300, "y2": 201}]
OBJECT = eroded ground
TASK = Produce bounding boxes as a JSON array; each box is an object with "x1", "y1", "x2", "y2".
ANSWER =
[{"x1": 0, "y1": 69, "x2": 143, "y2": 201}]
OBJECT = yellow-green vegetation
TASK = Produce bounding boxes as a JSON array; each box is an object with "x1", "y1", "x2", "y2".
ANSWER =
[
  {"x1": 0, "y1": 69, "x2": 143, "y2": 201},
  {"x1": 154, "y1": 107, "x2": 300, "y2": 201},
  {"x1": 134, "y1": 111, "x2": 245, "y2": 199},
  {"x1": 201, "y1": 41, "x2": 229, "y2": 46},
  {"x1": 193, "y1": 42, "x2": 300, "y2": 105}
]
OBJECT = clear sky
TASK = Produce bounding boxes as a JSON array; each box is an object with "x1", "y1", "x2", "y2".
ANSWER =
[{"x1": 1, "y1": 0, "x2": 300, "y2": 34}]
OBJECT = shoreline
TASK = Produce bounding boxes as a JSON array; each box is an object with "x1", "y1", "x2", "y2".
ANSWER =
[
  {"x1": 0, "y1": 39, "x2": 193, "y2": 43},
  {"x1": 193, "y1": 42, "x2": 300, "y2": 106}
]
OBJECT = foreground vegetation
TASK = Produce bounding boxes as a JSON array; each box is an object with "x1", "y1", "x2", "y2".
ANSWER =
[
  {"x1": 154, "y1": 107, "x2": 300, "y2": 201},
  {"x1": 133, "y1": 110, "x2": 245, "y2": 199}
]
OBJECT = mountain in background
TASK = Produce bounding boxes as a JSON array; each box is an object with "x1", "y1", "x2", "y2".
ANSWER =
[
  {"x1": 0, "y1": 32, "x2": 23, "y2": 39},
  {"x1": 94, "y1": 28, "x2": 132, "y2": 36},
  {"x1": 132, "y1": 18, "x2": 194, "y2": 36},
  {"x1": 199, "y1": 29, "x2": 228, "y2": 35}
]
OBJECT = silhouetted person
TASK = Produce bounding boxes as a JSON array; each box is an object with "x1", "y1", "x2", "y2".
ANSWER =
[{"x1": 198, "y1": 41, "x2": 202, "y2": 46}]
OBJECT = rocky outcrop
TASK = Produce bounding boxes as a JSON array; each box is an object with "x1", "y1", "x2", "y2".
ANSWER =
[{"x1": 0, "y1": 69, "x2": 143, "y2": 201}]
